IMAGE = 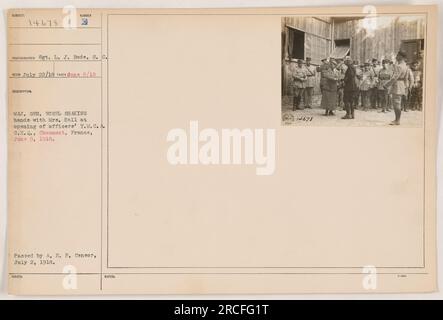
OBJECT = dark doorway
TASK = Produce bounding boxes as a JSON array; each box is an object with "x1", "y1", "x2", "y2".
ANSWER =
[
  {"x1": 289, "y1": 28, "x2": 305, "y2": 60},
  {"x1": 330, "y1": 38, "x2": 351, "y2": 60},
  {"x1": 401, "y1": 39, "x2": 424, "y2": 63},
  {"x1": 334, "y1": 39, "x2": 351, "y2": 55}
]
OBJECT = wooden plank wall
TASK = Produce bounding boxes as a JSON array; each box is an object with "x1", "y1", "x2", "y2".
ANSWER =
[
  {"x1": 281, "y1": 16, "x2": 332, "y2": 39},
  {"x1": 334, "y1": 16, "x2": 426, "y2": 64}
]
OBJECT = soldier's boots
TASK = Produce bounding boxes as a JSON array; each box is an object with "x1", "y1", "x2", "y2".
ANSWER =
[
  {"x1": 293, "y1": 96, "x2": 303, "y2": 111},
  {"x1": 341, "y1": 104, "x2": 354, "y2": 119}
]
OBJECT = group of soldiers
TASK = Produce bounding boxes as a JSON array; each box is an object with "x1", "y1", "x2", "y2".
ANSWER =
[{"x1": 288, "y1": 50, "x2": 423, "y2": 125}]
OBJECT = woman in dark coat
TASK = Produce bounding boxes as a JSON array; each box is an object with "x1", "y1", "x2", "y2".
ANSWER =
[{"x1": 320, "y1": 60, "x2": 339, "y2": 116}]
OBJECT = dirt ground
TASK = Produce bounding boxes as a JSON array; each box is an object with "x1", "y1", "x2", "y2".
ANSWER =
[{"x1": 281, "y1": 96, "x2": 423, "y2": 127}]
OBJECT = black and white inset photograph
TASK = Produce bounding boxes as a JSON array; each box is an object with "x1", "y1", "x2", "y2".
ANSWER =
[{"x1": 281, "y1": 15, "x2": 425, "y2": 126}]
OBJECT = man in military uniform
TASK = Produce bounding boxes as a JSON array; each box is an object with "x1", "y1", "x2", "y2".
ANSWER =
[
  {"x1": 384, "y1": 51, "x2": 410, "y2": 125},
  {"x1": 352, "y1": 60, "x2": 362, "y2": 108},
  {"x1": 370, "y1": 58, "x2": 381, "y2": 108},
  {"x1": 409, "y1": 60, "x2": 423, "y2": 111},
  {"x1": 341, "y1": 56, "x2": 358, "y2": 119},
  {"x1": 377, "y1": 59, "x2": 393, "y2": 113},
  {"x1": 335, "y1": 58, "x2": 347, "y2": 110},
  {"x1": 401, "y1": 62, "x2": 415, "y2": 112},
  {"x1": 360, "y1": 62, "x2": 373, "y2": 111},
  {"x1": 289, "y1": 59, "x2": 307, "y2": 111},
  {"x1": 416, "y1": 50, "x2": 424, "y2": 74},
  {"x1": 386, "y1": 59, "x2": 394, "y2": 110},
  {"x1": 303, "y1": 57, "x2": 316, "y2": 109}
]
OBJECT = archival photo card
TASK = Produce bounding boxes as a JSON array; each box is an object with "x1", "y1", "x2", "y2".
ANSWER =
[{"x1": 6, "y1": 6, "x2": 438, "y2": 295}]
